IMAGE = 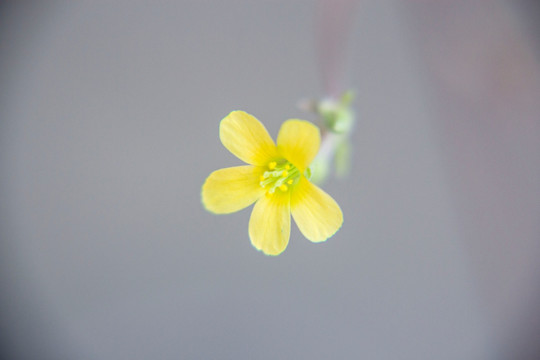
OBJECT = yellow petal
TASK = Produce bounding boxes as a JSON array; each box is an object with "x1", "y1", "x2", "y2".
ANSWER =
[
  {"x1": 220, "y1": 111, "x2": 278, "y2": 166},
  {"x1": 277, "y1": 119, "x2": 320, "y2": 171},
  {"x1": 202, "y1": 166, "x2": 265, "y2": 214},
  {"x1": 249, "y1": 192, "x2": 291, "y2": 256},
  {"x1": 291, "y1": 177, "x2": 343, "y2": 242}
]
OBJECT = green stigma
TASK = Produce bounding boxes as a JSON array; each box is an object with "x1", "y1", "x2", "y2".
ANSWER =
[{"x1": 259, "y1": 160, "x2": 302, "y2": 194}]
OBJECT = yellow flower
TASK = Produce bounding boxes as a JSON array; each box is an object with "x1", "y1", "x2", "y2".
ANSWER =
[{"x1": 201, "y1": 111, "x2": 343, "y2": 256}]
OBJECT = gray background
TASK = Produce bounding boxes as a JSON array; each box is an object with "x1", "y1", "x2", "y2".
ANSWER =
[{"x1": 1, "y1": 1, "x2": 538, "y2": 359}]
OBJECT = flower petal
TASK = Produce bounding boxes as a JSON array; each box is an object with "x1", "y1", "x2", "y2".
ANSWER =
[
  {"x1": 277, "y1": 119, "x2": 320, "y2": 171},
  {"x1": 202, "y1": 166, "x2": 265, "y2": 214},
  {"x1": 249, "y1": 192, "x2": 291, "y2": 256},
  {"x1": 220, "y1": 111, "x2": 278, "y2": 166},
  {"x1": 291, "y1": 177, "x2": 343, "y2": 242}
]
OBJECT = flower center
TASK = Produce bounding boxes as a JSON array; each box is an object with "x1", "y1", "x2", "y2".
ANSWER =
[{"x1": 259, "y1": 160, "x2": 301, "y2": 193}]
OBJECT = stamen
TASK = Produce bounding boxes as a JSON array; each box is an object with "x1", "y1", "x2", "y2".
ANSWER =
[{"x1": 260, "y1": 160, "x2": 300, "y2": 194}]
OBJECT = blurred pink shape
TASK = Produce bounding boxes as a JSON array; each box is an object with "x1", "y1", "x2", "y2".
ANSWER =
[
  {"x1": 406, "y1": 1, "x2": 540, "y2": 358},
  {"x1": 317, "y1": 0, "x2": 359, "y2": 98}
]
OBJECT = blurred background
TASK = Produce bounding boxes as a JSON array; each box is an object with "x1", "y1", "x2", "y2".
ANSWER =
[{"x1": 1, "y1": 1, "x2": 539, "y2": 359}]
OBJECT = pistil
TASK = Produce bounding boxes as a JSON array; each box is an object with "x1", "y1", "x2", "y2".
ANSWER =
[{"x1": 260, "y1": 160, "x2": 300, "y2": 193}]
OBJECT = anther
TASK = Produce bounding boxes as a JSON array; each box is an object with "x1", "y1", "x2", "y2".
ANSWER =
[{"x1": 259, "y1": 160, "x2": 299, "y2": 193}]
